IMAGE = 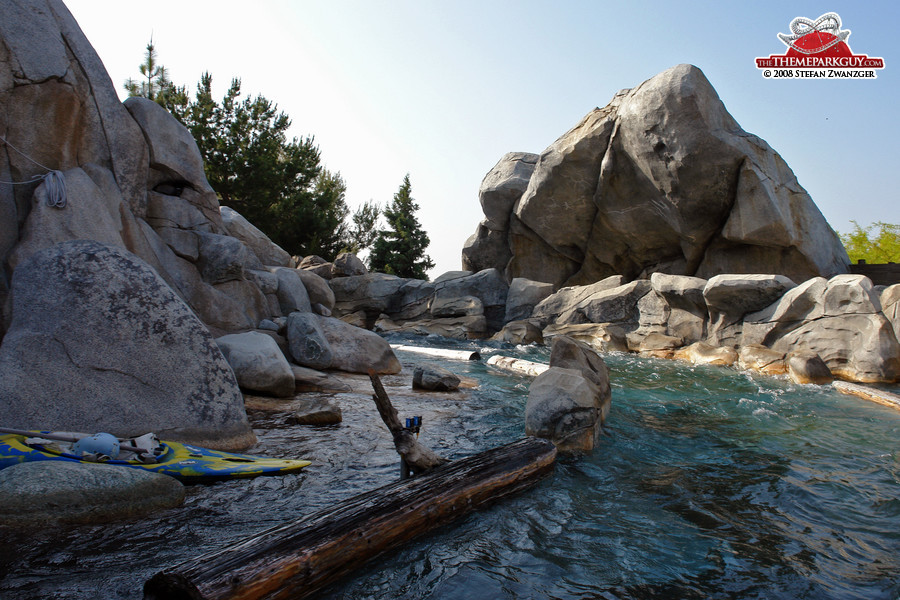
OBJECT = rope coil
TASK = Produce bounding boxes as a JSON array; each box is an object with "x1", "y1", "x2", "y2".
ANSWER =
[{"x1": 0, "y1": 134, "x2": 67, "y2": 209}]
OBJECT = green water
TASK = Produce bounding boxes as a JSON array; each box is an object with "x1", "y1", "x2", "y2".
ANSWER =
[{"x1": 1, "y1": 337, "x2": 898, "y2": 599}]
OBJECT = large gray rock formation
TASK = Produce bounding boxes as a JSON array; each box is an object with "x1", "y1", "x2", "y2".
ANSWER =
[
  {"x1": 462, "y1": 64, "x2": 849, "y2": 287},
  {"x1": 0, "y1": 241, "x2": 254, "y2": 448},
  {"x1": 462, "y1": 152, "x2": 538, "y2": 274}
]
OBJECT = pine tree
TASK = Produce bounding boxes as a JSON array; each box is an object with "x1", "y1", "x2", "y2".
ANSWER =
[
  {"x1": 368, "y1": 175, "x2": 434, "y2": 279},
  {"x1": 124, "y1": 39, "x2": 186, "y2": 107}
]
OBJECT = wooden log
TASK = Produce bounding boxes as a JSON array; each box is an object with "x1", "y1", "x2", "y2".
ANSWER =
[
  {"x1": 486, "y1": 355, "x2": 549, "y2": 377},
  {"x1": 367, "y1": 370, "x2": 447, "y2": 474},
  {"x1": 143, "y1": 437, "x2": 557, "y2": 600},
  {"x1": 833, "y1": 381, "x2": 900, "y2": 411},
  {"x1": 390, "y1": 344, "x2": 482, "y2": 361}
]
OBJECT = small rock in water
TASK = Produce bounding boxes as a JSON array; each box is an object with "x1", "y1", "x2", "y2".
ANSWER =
[
  {"x1": 787, "y1": 351, "x2": 833, "y2": 385},
  {"x1": 289, "y1": 397, "x2": 343, "y2": 425},
  {"x1": 412, "y1": 365, "x2": 461, "y2": 392}
]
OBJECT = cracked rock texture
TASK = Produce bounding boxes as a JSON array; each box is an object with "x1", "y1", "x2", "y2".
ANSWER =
[
  {"x1": 462, "y1": 64, "x2": 850, "y2": 287},
  {"x1": 0, "y1": 241, "x2": 255, "y2": 448}
]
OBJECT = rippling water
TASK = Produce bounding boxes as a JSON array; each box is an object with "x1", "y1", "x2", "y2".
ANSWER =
[{"x1": 1, "y1": 334, "x2": 898, "y2": 600}]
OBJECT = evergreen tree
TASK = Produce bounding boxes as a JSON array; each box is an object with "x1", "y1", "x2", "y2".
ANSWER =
[
  {"x1": 124, "y1": 39, "x2": 186, "y2": 107},
  {"x1": 368, "y1": 175, "x2": 434, "y2": 279},
  {"x1": 344, "y1": 200, "x2": 381, "y2": 254}
]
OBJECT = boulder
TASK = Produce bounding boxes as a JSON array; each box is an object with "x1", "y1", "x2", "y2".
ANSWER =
[
  {"x1": 525, "y1": 336, "x2": 611, "y2": 453},
  {"x1": 220, "y1": 206, "x2": 292, "y2": 267},
  {"x1": 412, "y1": 365, "x2": 461, "y2": 391},
  {"x1": 0, "y1": 241, "x2": 254, "y2": 449},
  {"x1": 633, "y1": 332, "x2": 683, "y2": 358},
  {"x1": 286, "y1": 312, "x2": 334, "y2": 370},
  {"x1": 123, "y1": 96, "x2": 221, "y2": 229},
  {"x1": 559, "y1": 280, "x2": 652, "y2": 326},
  {"x1": 787, "y1": 350, "x2": 833, "y2": 385},
  {"x1": 464, "y1": 64, "x2": 849, "y2": 286},
  {"x1": 772, "y1": 314, "x2": 900, "y2": 383},
  {"x1": 388, "y1": 279, "x2": 435, "y2": 321},
  {"x1": 542, "y1": 323, "x2": 629, "y2": 353},
  {"x1": 332, "y1": 252, "x2": 368, "y2": 277},
  {"x1": 703, "y1": 274, "x2": 795, "y2": 346},
  {"x1": 479, "y1": 152, "x2": 539, "y2": 230},
  {"x1": 430, "y1": 295, "x2": 483, "y2": 318},
  {"x1": 491, "y1": 320, "x2": 544, "y2": 345},
  {"x1": 548, "y1": 335, "x2": 612, "y2": 399},
  {"x1": 270, "y1": 267, "x2": 312, "y2": 316},
  {"x1": 330, "y1": 273, "x2": 407, "y2": 319},
  {"x1": 674, "y1": 342, "x2": 738, "y2": 367},
  {"x1": 461, "y1": 153, "x2": 538, "y2": 273},
  {"x1": 0, "y1": 461, "x2": 184, "y2": 527},
  {"x1": 882, "y1": 284, "x2": 900, "y2": 343},
  {"x1": 216, "y1": 331, "x2": 295, "y2": 397},
  {"x1": 461, "y1": 221, "x2": 513, "y2": 274},
  {"x1": 195, "y1": 232, "x2": 263, "y2": 285},
  {"x1": 288, "y1": 398, "x2": 343, "y2": 425},
  {"x1": 738, "y1": 344, "x2": 787, "y2": 376},
  {"x1": 299, "y1": 255, "x2": 334, "y2": 279},
  {"x1": 433, "y1": 268, "x2": 509, "y2": 332},
  {"x1": 741, "y1": 277, "x2": 828, "y2": 346},
  {"x1": 295, "y1": 268, "x2": 335, "y2": 312},
  {"x1": 317, "y1": 316, "x2": 401, "y2": 374},
  {"x1": 531, "y1": 276, "x2": 624, "y2": 325},
  {"x1": 525, "y1": 368, "x2": 604, "y2": 453},
  {"x1": 650, "y1": 273, "x2": 708, "y2": 313},
  {"x1": 505, "y1": 278, "x2": 555, "y2": 323},
  {"x1": 376, "y1": 315, "x2": 488, "y2": 340}
]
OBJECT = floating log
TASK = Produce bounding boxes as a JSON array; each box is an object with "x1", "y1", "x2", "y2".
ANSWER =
[
  {"x1": 486, "y1": 355, "x2": 549, "y2": 377},
  {"x1": 390, "y1": 344, "x2": 481, "y2": 361},
  {"x1": 833, "y1": 381, "x2": 900, "y2": 411},
  {"x1": 143, "y1": 437, "x2": 557, "y2": 600}
]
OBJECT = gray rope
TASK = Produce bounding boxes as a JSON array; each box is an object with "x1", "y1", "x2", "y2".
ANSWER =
[{"x1": 0, "y1": 134, "x2": 67, "y2": 209}]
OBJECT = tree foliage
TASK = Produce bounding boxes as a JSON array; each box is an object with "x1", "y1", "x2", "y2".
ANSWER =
[
  {"x1": 839, "y1": 221, "x2": 900, "y2": 264},
  {"x1": 123, "y1": 39, "x2": 186, "y2": 108},
  {"x1": 345, "y1": 200, "x2": 381, "y2": 254},
  {"x1": 127, "y1": 42, "x2": 378, "y2": 259},
  {"x1": 368, "y1": 175, "x2": 434, "y2": 279}
]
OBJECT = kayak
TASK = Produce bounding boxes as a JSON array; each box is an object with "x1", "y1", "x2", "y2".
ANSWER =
[{"x1": 0, "y1": 431, "x2": 311, "y2": 484}]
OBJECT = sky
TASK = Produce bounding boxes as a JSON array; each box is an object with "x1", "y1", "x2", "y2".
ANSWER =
[{"x1": 63, "y1": 0, "x2": 898, "y2": 278}]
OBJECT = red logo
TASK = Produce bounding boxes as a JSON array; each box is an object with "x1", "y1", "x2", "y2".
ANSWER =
[{"x1": 756, "y1": 13, "x2": 885, "y2": 79}]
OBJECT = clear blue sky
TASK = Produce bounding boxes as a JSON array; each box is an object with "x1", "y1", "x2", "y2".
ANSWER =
[{"x1": 64, "y1": 0, "x2": 898, "y2": 277}]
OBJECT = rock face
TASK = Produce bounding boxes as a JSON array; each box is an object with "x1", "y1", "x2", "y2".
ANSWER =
[
  {"x1": 462, "y1": 153, "x2": 538, "y2": 274},
  {"x1": 462, "y1": 64, "x2": 849, "y2": 287},
  {"x1": 0, "y1": 241, "x2": 254, "y2": 448},
  {"x1": 0, "y1": 461, "x2": 185, "y2": 526}
]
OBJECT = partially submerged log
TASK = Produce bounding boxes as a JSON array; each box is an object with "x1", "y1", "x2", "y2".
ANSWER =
[
  {"x1": 143, "y1": 437, "x2": 557, "y2": 600},
  {"x1": 486, "y1": 354, "x2": 549, "y2": 377},
  {"x1": 390, "y1": 344, "x2": 482, "y2": 361},
  {"x1": 833, "y1": 381, "x2": 900, "y2": 411},
  {"x1": 368, "y1": 370, "x2": 447, "y2": 474}
]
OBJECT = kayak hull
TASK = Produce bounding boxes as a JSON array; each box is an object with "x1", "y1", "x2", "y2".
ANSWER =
[{"x1": 0, "y1": 433, "x2": 311, "y2": 483}]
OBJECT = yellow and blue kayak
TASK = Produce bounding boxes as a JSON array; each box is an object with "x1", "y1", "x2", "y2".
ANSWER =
[{"x1": 0, "y1": 432, "x2": 311, "y2": 484}]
